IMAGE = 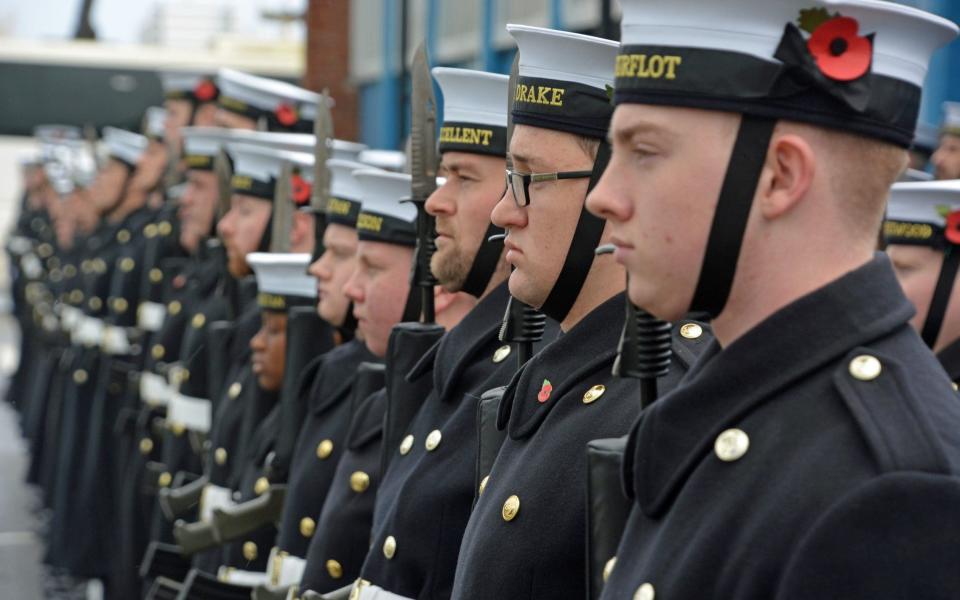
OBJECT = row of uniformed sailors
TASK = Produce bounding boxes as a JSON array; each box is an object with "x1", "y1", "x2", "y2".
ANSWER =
[{"x1": 9, "y1": 1, "x2": 960, "y2": 599}]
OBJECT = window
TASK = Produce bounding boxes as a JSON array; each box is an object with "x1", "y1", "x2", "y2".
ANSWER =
[
  {"x1": 436, "y1": 0, "x2": 482, "y2": 63},
  {"x1": 350, "y1": 0, "x2": 385, "y2": 83}
]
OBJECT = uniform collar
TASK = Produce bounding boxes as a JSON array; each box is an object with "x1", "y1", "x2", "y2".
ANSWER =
[
  {"x1": 310, "y1": 339, "x2": 378, "y2": 415},
  {"x1": 633, "y1": 254, "x2": 916, "y2": 517},
  {"x1": 499, "y1": 292, "x2": 625, "y2": 440},
  {"x1": 415, "y1": 281, "x2": 511, "y2": 403}
]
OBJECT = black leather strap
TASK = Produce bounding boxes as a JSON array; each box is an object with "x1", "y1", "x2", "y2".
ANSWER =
[
  {"x1": 689, "y1": 115, "x2": 776, "y2": 317},
  {"x1": 540, "y1": 141, "x2": 611, "y2": 323},
  {"x1": 922, "y1": 245, "x2": 960, "y2": 348},
  {"x1": 461, "y1": 221, "x2": 504, "y2": 297}
]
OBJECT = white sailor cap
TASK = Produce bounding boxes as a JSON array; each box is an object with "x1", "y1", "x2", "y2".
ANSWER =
[
  {"x1": 34, "y1": 125, "x2": 82, "y2": 144},
  {"x1": 160, "y1": 71, "x2": 219, "y2": 103},
  {"x1": 182, "y1": 127, "x2": 236, "y2": 170},
  {"x1": 143, "y1": 106, "x2": 167, "y2": 140},
  {"x1": 227, "y1": 141, "x2": 315, "y2": 204},
  {"x1": 357, "y1": 149, "x2": 407, "y2": 172},
  {"x1": 247, "y1": 252, "x2": 317, "y2": 310},
  {"x1": 225, "y1": 130, "x2": 367, "y2": 163},
  {"x1": 885, "y1": 180, "x2": 960, "y2": 248},
  {"x1": 507, "y1": 25, "x2": 618, "y2": 140},
  {"x1": 324, "y1": 159, "x2": 372, "y2": 228},
  {"x1": 433, "y1": 67, "x2": 509, "y2": 156},
  {"x1": 102, "y1": 127, "x2": 148, "y2": 168},
  {"x1": 353, "y1": 169, "x2": 417, "y2": 246},
  {"x1": 217, "y1": 68, "x2": 333, "y2": 133},
  {"x1": 615, "y1": 0, "x2": 958, "y2": 148},
  {"x1": 942, "y1": 102, "x2": 960, "y2": 137}
]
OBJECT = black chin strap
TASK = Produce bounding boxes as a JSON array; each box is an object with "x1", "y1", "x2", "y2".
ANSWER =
[
  {"x1": 460, "y1": 221, "x2": 504, "y2": 297},
  {"x1": 689, "y1": 115, "x2": 777, "y2": 317},
  {"x1": 921, "y1": 245, "x2": 960, "y2": 348},
  {"x1": 539, "y1": 141, "x2": 611, "y2": 323},
  {"x1": 256, "y1": 213, "x2": 273, "y2": 253}
]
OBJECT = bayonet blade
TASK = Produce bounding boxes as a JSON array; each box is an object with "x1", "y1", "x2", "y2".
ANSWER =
[
  {"x1": 410, "y1": 41, "x2": 437, "y2": 203},
  {"x1": 311, "y1": 89, "x2": 334, "y2": 213}
]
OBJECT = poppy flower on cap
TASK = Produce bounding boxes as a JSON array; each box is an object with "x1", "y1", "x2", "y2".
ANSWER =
[
  {"x1": 194, "y1": 79, "x2": 218, "y2": 102},
  {"x1": 806, "y1": 16, "x2": 873, "y2": 82},
  {"x1": 945, "y1": 211, "x2": 960, "y2": 245},
  {"x1": 291, "y1": 173, "x2": 312, "y2": 206},
  {"x1": 275, "y1": 103, "x2": 299, "y2": 127}
]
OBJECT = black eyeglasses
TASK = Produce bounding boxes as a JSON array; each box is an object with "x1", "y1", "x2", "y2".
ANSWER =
[{"x1": 505, "y1": 168, "x2": 593, "y2": 207}]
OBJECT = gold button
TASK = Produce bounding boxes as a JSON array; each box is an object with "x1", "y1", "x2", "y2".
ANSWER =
[
  {"x1": 149, "y1": 268, "x2": 163, "y2": 283},
  {"x1": 215, "y1": 447, "x2": 228, "y2": 465},
  {"x1": 603, "y1": 556, "x2": 617, "y2": 582},
  {"x1": 254, "y1": 477, "x2": 270, "y2": 496},
  {"x1": 168, "y1": 300, "x2": 182, "y2": 315},
  {"x1": 502, "y1": 495, "x2": 520, "y2": 522},
  {"x1": 425, "y1": 429, "x2": 442, "y2": 452},
  {"x1": 151, "y1": 344, "x2": 165, "y2": 360},
  {"x1": 117, "y1": 229, "x2": 131, "y2": 243},
  {"x1": 242, "y1": 541, "x2": 258, "y2": 561},
  {"x1": 493, "y1": 344, "x2": 512, "y2": 363},
  {"x1": 158, "y1": 472, "x2": 172, "y2": 488},
  {"x1": 63, "y1": 264, "x2": 77, "y2": 278},
  {"x1": 70, "y1": 290, "x2": 84, "y2": 303},
  {"x1": 88, "y1": 297, "x2": 102, "y2": 311},
  {"x1": 634, "y1": 583, "x2": 655, "y2": 600},
  {"x1": 170, "y1": 422, "x2": 185, "y2": 436},
  {"x1": 113, "y1": 297, "x2": 129, "y2": 313},
  {"x1": 582, "y1": 384, "x2": 605, "y2": 404},
  {"x1": 81, "y1": 260, "x2": 92, "y2": 274},
  {"x1": 95, "y1": 258, "x2": 107, "y2": 273},
  {"x1": 73, "y1": 369, "x2": 88, "y2": 384},
  {"x1": 192, "y1": 313, "x2": 206, "y2": 329},
  {"x1": 159, "y1": 221, "x2": 173, "y2": 236},
  {"x1": 680, "y1": 322, "x2": 703, "y2": 339},
  {"x1": 715, "y1": 428, "x2": 750, "y2": 462},
  {"x1": 120, "y1": 257, "x2": 135, "y2": 272},
  {"x1": 144, "y1": 224, "x2": 158, "y2": 238},
  {"x1": 228, "y1": 382, "x2": 242, "y2": 399},
  {"x1": 316, "y1": 439, "x2": 334, "y2": 460},
  {"x1": 326, "y1": 559, "x2": 343, "y2": 579},
  {"x1": 849, "y1": 354, "x2": 882, "y2": 381},
  {"x1": 383, "y1": 535, "x2": 397, "y2": 559},
  {"x1": 350, "y1": 471, "x2": 370, "y2": 493},
  {"x1": 399, "y1": 434, "x2": 414, "y2": 456},
  {"x1": 479, "y1": 475, "x2": 490, "y2": 496},
  {"x1": 299, "y1": 517, "x2": 316, "y2": 538},
  {"x1": 953, "y1": 382, "x2": 959, "y2": 391},
  {"x1": 139, "y1": 437, "x2": 154, "y2": 455}
]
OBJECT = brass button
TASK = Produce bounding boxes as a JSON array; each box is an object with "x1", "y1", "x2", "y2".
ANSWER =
[
  {"x1": 680, "y1": 322, "x2": 703, "y2": 339},
  {"x1": 120, "y1": 257, "x2": 135, "y2": 272},
  {"x1": 582, "y1": 384, "x2": 605, "y2": 404},
  {"x1": 151, "y1": 344, "x2": 165, "y2": 360},
  {"x1": 139, "y1": 437, "x2": 154, "y2": 455},
  {"x1": 299, "y1": 517, "x2": 316, "y2": 538},
  {"x1": 242, "y1": 541, "x2": 258, "y2": 561},
  {"x1": 170, "y1": 422, "x2": 185, "y2": 436},
  {"x1": 63, "y1": 264, "x2": 77, "y2": 278},
  {"x1": 228, "y1": 382, "x2": 242, "y2": 399},
  {"x1": 215, "y1": 447, "x2": 228, "y2": 465},
  {"x1": 849, "y1": 354, "x2": 882, "y2": 381},
  {"x1": 149, "y1": 268, "x2": 163, "y2": 283},
  {"x1": 159, "y1": 221, "x2": 173, "y2": 236},
  {"x1": 191, "y1": 313, "x2": 206, "y2": 329},
  {"x1": 953, "y1": 382, "x2": 959, "y2": 392},
  {"x1": 70, "y1": 290, "x2": 84, "y2": 303},
  {"x1": 73, "y1": 369, "x2": 88, "y2": 384},
  {"x1": 502, "y1": 495, "x2": 520, "y2": 522},
  {"x1": 81, "y1": 259, "x2": 92, "y2": 274},
  {"x1": 144, "y1": 223, "x2": 158, "y2": 238},
  {"x1": 383, "y1": 535, "x2": 397, "y2": 559},
  {"x1": 326, "y1": 559, "x2": 343, "y2": 579},
  {"x1": 94, "y1": 258, "x2": 107, "y2": 273},
  {"x1": 493, "y1": 344, "x2": 511, "y2": 363},
  {"x1": 715, "y1": 428, "x2": 750, "y2": 462},
  {"x1": 425, "y1": 429, "x2": 442, "y2": 452},
  {"x1": 399, "y1": 434, "x2": 414, "y2": 456},
  {"x1": 168, "y1": 300, "x2": 182, "y2": 315},
  {"x1": 603, "y1": 556, "x2": 617, "y2": 582},
  {"x1": 158, "y1": 471, "x2": 172, "y2": 488},
  {"x1": 350, "y1": 471, "x2": 370, "y2": 493},
  {"x1": 88, "y1": 297, "x2": 102, "y2": 311},
  {"x1": 113, "y1": 297, "x2": 129, "y2": 313},
  {"x1": 634, "y1": 583, "x2": 655, "y2": 600},
  {"x1": 479, "y1": 475, "x2": 490, "y2": 496},
  {"x1": 254, "y1": 476, "x2": 270, "y2": 496},
  {"x1": 117, "y1": 229, "x2": 131, "y2": 243},
  {"x1": 316, "y1": 439, "x2": 334, "y2": 460}
]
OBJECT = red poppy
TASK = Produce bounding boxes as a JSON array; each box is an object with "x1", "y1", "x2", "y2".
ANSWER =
[
  {"x1": 291, "y1": 174, "x2": 312, "y2": 206},
  {"x1": 194, "y1": 79, "x2": 218, "y2": 102},
  {"x1": 807, "y1": 16, "x2": 872, "y2": 82},
  {"x1": 945, "y1": 211, "x2": 960, "y2": 245},
  {"x1": 537, "y1": 379, "x2": 553, "y2": 403},
  {"x1": 275, "y1": 103, "x2": 299, "y2": 127}
]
